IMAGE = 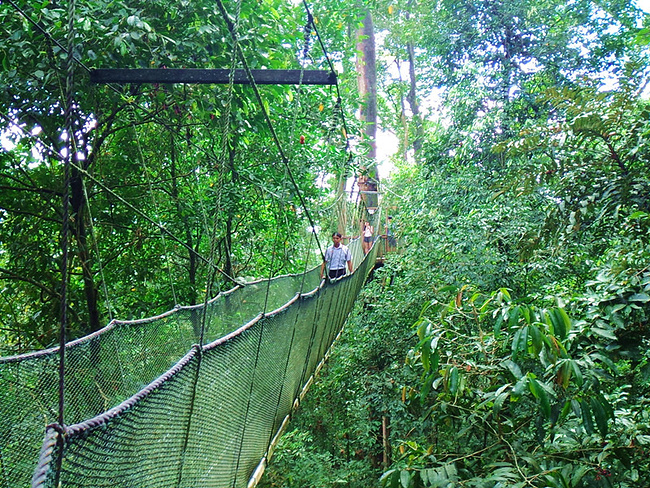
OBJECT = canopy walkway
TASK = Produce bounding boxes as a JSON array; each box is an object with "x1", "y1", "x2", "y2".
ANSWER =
[{"x1": 0, "y1": 236, "x2": 382, "y2": 488}]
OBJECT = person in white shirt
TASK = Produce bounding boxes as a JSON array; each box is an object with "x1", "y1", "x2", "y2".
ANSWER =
[
  {"x1": 362, "y1": 221, "x2": 374, "y2": 254},
  {"x1": 320, "y1": 232, "x2": 353, "y2": 279}
]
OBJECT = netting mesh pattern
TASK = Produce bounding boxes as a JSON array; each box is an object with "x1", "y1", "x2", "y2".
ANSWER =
[
  {"x1": 1, "y1": 239, "x2": 379, "y2": 488},
  {"x1": 0, "y1": 266, "x2": 321, "y2": 488}
]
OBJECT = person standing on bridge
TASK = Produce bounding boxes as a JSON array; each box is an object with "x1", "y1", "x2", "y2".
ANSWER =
[
  {"x1": 362, "y1": 220, "x2": 374, "y2": 254},
  {"x1": 321, "y1": 232, "x2": 353, "y2": 280}
]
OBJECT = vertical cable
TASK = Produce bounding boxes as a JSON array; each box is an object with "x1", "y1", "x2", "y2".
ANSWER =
[
  {"x1": 231, "y1": 321, "x2": 266, "y2": 488},
  {"x1": 54, "y1": 0, "x2": 77, "y2": 483}
]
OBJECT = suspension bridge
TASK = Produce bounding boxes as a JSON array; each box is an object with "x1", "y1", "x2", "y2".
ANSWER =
[
  {"x1": 1, "y1": 231, "x2": 385, "y2": 488},
  {"x1": 0, "y1": 0, "x2": 393, "y2": 484}
]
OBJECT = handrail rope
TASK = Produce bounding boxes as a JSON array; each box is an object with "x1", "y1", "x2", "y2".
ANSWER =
[
  {"x1": 129, "y1": 113, "x2": 179, "y2": 306},
  {"x1": 214, "y1": 0, "x2": 326, "y2": 264}
]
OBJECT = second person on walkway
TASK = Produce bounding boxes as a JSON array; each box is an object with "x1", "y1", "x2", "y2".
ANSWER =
[{"x1": 362, "y1": 221, "x2": 374, "y2": 255}]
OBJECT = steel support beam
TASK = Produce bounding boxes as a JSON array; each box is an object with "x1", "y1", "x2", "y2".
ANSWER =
[{"x1": 90, "y1": 68, "x2": 337, "y2": 85}]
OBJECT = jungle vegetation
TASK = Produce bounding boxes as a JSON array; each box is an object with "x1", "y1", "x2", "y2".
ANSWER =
[{"x1": 2, "y1": 0, "x2": 650, "y2": 487}]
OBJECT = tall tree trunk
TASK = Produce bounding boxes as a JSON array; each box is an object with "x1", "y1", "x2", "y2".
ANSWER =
[
  {"x1": 405, "y1": 39, "x2": 424, "y2": 155},
  {"x1": 399, "y1": 1, "x2": 424, "y2": 157},
  {"x1": 69, "y1": 159, "x2": 101, "y2": 334},
  {"x1": 382, "y1": 415, "x2": 391, "y2": 469},
  {"x1": 170, "y1": 133, "x2": 198, "y2": 306},
  {"x1": 355, "y1": 8, "x2": 379, "y2": 210}
]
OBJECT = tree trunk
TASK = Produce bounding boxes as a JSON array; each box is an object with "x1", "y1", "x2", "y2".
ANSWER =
[
  {"x1": 355, "y1": 8, "x2": 379, "y2": 210},
  {"x1": 170, "y1": 133, "x2": 198, "y2": 306},
  {"x1": 382, "y1": 415, "x2": 391, "y2": 469},
  {"x1": 404, "y1": 0, "x2": 424, "y2": 156},
  {"x1": 69, "y1": 159, "x2": 101, "y2": 334},
  {"x1": 405, "y1": 39, "x2": 424, "y2": 155}
]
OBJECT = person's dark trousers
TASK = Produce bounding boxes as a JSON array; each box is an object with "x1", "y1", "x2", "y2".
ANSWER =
[{"x1": 329, "y1": 268, "x2": 346, "y2": 279}]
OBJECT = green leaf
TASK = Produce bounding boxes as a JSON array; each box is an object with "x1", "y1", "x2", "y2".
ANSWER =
[
  {"x1": 590, "y1": 396, "x2": 608, "y2": 437},
  {"x1": 596, "y1": 393, "x2": 614, "y2": 419},
  {"x1": 557, "y1": 361, "x2": 572, "y2": 389},
  {"x1": 502, "y1": 359, "x2": 523, "y2": 379},
  {"x1": 558, "y1": 398, "x2": 572, "y2": 424},
  {"x1": 557, "y1": 308, "x2": 571, "y2": 336},
  {"x1": 580, "y1": 399, "x2": 594, "y2": 434},
  {"x1": 591, "y1": 327, "x2": 618, "y2": 340},
  {"x1": 493, "y1": 313, "x2": 504, "y2": 337},
  {"x1": 528, "y1": 375, "x2": 551, "y2": 418},
  {"x1": 420, "y1": 372, "x2": 434, "y2": 403},
  {"x1": 512, "y1": 375, "x2": 528, "y2": 399},
  {"x1": 591, "y1": 353, "x2": 618, "y2": 373},
  {"x1": 400, "y1": 470, "x2": 411, "y2": 488},
  {"x1": 431, "y1": 349, "x2": 440, "y2": 375},
  {"x1": 421, "y1": 340, "x2": 430, "y2": 371},
  {"x1": 629, "y1": 293, "x2": 650, "y2": 303},
  {"x1": 379, "y1": 469, "x2": 397, "y2": 487},
  {"x1": 493, "y1": 384, "x2": 511, "y2": 416},
  {"x1": 529, "y1": 324, "x2": 543, "y2": 355},
  {"x1": 549, "y1": 308, "x2": 568, "y2": 340},
  {"x1": 570, "y1": 465, "x2": 591, "y2": 486},
  {"x1": 508, "y1": 306, "x2": 521, "y2": 329},
  {"x1": 570, "y1": 360, "x2": 583, "y2": 387},
  {"x1": 449, "y1": 366, "x2": 460, "y2": 395},
  {"x1": 511, "y1": 327, "x2": 525, "y2": 356}
]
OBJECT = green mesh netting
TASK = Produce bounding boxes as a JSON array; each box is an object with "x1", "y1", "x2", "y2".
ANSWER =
[{"x1": 1, "y1": 236, "x2": 381, "y2": 488}]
